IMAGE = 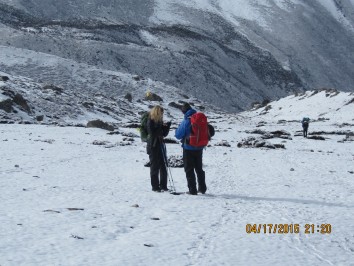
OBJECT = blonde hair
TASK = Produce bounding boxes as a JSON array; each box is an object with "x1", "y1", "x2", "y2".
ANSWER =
[{"x1": 150, "y1": 105, "x2": 164, "y2": 123}]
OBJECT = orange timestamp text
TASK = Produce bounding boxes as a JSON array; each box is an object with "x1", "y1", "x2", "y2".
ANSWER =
[{"x1": 246, "y1": 223, "x2": 332, "y2": 234}]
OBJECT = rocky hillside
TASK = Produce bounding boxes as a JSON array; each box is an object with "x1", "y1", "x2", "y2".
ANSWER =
[
  {"x1": 1, "y1": 0, "x2": 354, "y2": 112},
  {"x1": 0, "y1": 69, "x2": 219, "y2": 126}
]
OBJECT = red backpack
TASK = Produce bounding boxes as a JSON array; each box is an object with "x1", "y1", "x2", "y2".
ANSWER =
[{"x1": 189, "y1": 112, "x2": 209, "y2": 147}]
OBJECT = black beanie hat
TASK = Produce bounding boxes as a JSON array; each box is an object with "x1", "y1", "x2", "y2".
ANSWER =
[{"x1": 181, "y1": 103, "x2": 192, "y2": 114}]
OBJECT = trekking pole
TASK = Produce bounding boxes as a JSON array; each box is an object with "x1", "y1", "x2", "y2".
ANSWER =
[{"x1": 160, "y1": 140, "x2": 176, "y2": 192}]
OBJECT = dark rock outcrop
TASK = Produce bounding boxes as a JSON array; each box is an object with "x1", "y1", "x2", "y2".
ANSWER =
[
  {"x1": 237, "y1": 136, "x2": 285, "y2": 149},
  {"x1": 145, "y1": 92, "x2": 163, "y2": 102},
  {"x1": 87, "y1": 119, "x2": 114, "y2": 131},
  {"x1": 0, "y1": 99, "x2": 13, "y2": 113},
  {"x1": 0, "y1": 76, "x2": 9, "y2": 81},
  {"x1": 13, "y1": 93, "x2": 31, "y2": 113}
]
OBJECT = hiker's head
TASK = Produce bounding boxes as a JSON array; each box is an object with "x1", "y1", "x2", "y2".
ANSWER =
[
  {"x1": 150, "y1": 105, "x2": 164, "y2": 123},
  {"x1": 181, "y1": 103, "x2": 192, "y2": 114}
]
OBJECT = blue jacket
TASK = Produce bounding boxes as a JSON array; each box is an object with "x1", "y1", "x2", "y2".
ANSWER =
[{"x1": 175, "y1": 109, "x2": 204, "y2": 150}]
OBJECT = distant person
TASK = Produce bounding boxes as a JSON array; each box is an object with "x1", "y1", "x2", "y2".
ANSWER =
[
  {"x1": 146, "y1": 106, "x2": 171, "y2": 192},
  {"x1": 302, "y1": 117, "x2": 310, "y2": 138},
  {"x1": 175, "y1": 103, "x2": 208, "y2": 195}
]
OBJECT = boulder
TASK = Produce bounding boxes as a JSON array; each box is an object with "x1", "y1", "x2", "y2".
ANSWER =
[
  {"x1": 145, "y1": 92, "x2": 163, "y2": 102},
  {"x1": 13, "y1": 93, "x2": 31, "y2": 113},
  {"x1": 0, "y1": 99, "x2": 13, "y2": 113},
  {"x1": 87, "y1": 120, "x2": 114, "y2": 131}
]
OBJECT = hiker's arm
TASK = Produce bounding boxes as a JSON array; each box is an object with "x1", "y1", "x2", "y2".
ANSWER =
[
  {"x1": 162, "y1": 122, "x2": 171, "y2": 137},
  {"x1": 175, "y1": 120, "x2": 188, "y2": 140}
]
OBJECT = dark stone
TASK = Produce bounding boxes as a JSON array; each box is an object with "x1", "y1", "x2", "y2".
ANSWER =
[
  {"x1": 251, "y1": 101, "x2": 262, "y2": 109},
  {"x1": 246, "y1": 129, "x2": 292, "y2": 140},
  {"x1": 307, "y1": 135, "x2": 326, "y2": 140},
  {"x1": 122, "y1": 132, "x2": 139, "y2": 138},
  {"x1": 215, "y1": 140, "x2": 231, "y2": 147},
  {"x1": 13, "y1": 93, "x2": 31, "y2": 113},
  {"x1": 103, "y1": 106, "x2": 114, "y2": 112},
  {"x1": 132, "y1": 75, "x2": 143, "y2": 81},
  {"x1": 274, "y1": 144, "x2": 285, "y2": 149},
  {"x1": 42, "y1": 84, "x2": 63, "y2": 94},
  {"x1": 0, "y1": 99, "x2": 13, "y2": 113},
  {"x1": 237, "y1": 136, "x2": 285, "y2": 149},
  {"x1": 145, "y1": 92, "x2": 163, "y2": 102},
  {"x1": 124, "y1": 123, "x2": 140, "y2": 129},
  {"x1": 36, "y1": 115, "x2": 44, "y2": 122},
  {"x1": 82, "y1": 102, "x2": 94, "y2": 109},
  {"x1": 1, "y1": 87, "x2": 15, "y2": 97},
  {"x1": 310, "y1": 130, "x2": 353, "y2": 136},
  {"x1": 123, "y1": 137, "x2": 135, "y2": 142},
  {"x1": 97, "y1": 109, "x2": 110, "y2": 115},
  {"x1": 0, "y1": 76, "x2": 9, "y2": 81},
  {"x1": 264, "y1": 105, "x2": 272, "y2": 111},
  {"x1": 124, "y1": 93, "x2": 133, "y2": 102},
  {"x1": 87, "y1": 120, "x2": 114, "y2": 131},
  {"x1": 107, "y1": 130, "x2": 121, "y2": 135}
]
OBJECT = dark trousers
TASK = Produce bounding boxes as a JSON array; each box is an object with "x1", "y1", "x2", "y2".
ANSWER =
[
  {"x1": 149, "y1": 146, "x2": 167, "y2": 190},
  {"x1": 303, "y1": 126, "x2": 308, "y2": 137},
  {"x1": 183, "y1": 149, "x2": 206, "y2": 194}
]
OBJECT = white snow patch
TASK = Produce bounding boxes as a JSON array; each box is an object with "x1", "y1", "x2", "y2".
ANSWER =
[
  {"x1": 246, "y1": 90, "x2": 354, "y2": 124},
  {"x1": 152, "y1": 0, "x2": 270, "y2": 28}
]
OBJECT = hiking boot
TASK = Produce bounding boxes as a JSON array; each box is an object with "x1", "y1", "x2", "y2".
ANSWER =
[
  {"x1": 161, "y1": 187, "x2": 169, "y2": 192},
  {"x1": 186, "y1": 191, "x2": 197, "y2": 195},
  {"x1": 198, "y1": 186, "x2": 207, "y2": 194},
  {"x1": 198, "y1": 189, "x2": 206, "y2": 194},
  {"x1": 152, "y1": 188, "x2": 161, "y2": 192}
]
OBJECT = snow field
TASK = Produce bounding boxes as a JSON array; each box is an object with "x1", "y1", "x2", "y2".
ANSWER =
[{"x1": 1, "y1": 115, "x2": 353, "y2": 265}]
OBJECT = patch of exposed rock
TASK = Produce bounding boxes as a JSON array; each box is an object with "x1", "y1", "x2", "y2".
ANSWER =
[
  {"x1": 237, "y1": 136, "x2": 285, "y2": 149},
  {"x1": 245, "y1": 129, "x2": 292, "y2": 140}
]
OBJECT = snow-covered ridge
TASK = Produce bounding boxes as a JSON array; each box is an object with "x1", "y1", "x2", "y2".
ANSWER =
[{"x1": 246, "y1": 89, "x2": 354, "y2": 124}]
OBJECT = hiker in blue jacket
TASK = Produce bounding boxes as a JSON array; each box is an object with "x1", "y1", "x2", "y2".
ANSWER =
[{"x1": 175, "y1": 103, "x2": 207, "y2": 195}]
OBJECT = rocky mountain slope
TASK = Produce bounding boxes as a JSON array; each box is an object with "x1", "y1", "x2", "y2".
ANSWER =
[{"x1": 1, "y1": 0, "x2": 354, "y2": 112}]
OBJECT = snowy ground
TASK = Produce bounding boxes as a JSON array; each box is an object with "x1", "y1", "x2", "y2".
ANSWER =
[{"x1": 1, "y1": 96, "x2": 354, "y2": 265}]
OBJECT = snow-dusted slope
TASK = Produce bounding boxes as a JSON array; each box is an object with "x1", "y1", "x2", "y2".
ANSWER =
[
  {"x1": 0, "y1": 66, "x2": 218, "y2": 125},
  {"x1": 153, "y1": 0, "x2": 354, "y2": 31},
  {"x1": 153, "y1": 0, "x2": 354, "y2": 91},
  {"x1": 1, "y1": 0, "x2": 354, "y2": 111},
  {"x1": 246, "y1": 89, "x2": 354, "y2": 124}
]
